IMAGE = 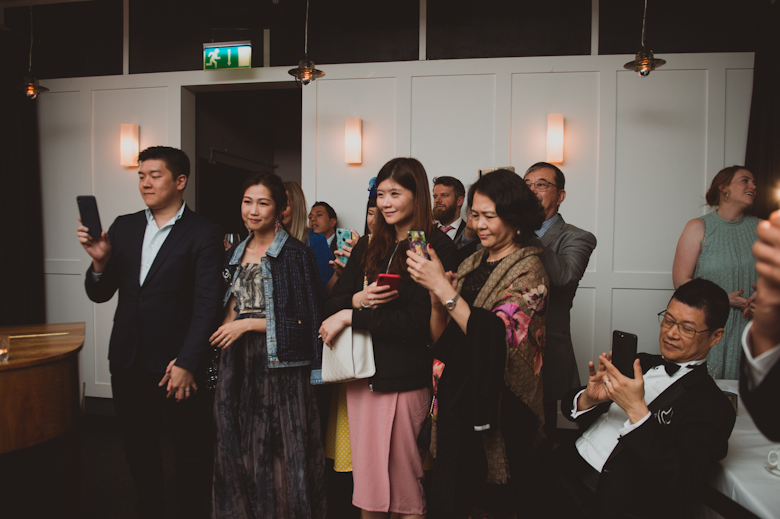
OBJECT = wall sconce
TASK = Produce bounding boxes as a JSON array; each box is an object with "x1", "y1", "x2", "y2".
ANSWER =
[
  {"x1": 546, "y1": 114, "x2": 564, "y2": 164},
  {"x1": 120, "y1": 124, "x2": 139, "y2": 167},
  {"x1": 345, "y1": 117, "x2": 362, "y2": 164}
]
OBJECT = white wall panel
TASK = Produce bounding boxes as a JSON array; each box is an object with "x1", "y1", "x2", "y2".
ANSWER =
[
  {"x1": 39, "y1": 91, "x2": 90, "y2": 276},
  {"x1": 611, "y1": 288, "x2": 676, "y2": 355},
  {"x1": 614, "y1": 70, "x2": 708, "y2": 275},
  {"x1": 314, "y1": 78, "x2": 397, "y2": 231},
  {"x1": 725, "y1": 69, "x2": 754, "y2": 168},
  {"x1": 511, "y1": 72, "x2": 600, "y2": 268},
  {"x1": 570, "y1": 287, "x2": 596, "y2": 384},
  {"x1": 410, "y1": 75, "x2": 496, "y2": 196}
]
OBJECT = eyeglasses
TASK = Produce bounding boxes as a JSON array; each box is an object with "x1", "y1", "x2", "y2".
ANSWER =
[
  {"x1": 657, "y1": 311, "x2": 712, "y2": 339},
  {"x1": 524, "y1": 179, "x2": 557, "y2": 191}
]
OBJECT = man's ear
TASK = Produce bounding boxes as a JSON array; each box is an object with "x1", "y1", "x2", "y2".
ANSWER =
[
  {"x1": 176, "y1": 174, "x2": 188, "y2": 191},
  {"x1": 330, "y1": 218, "x2": 337, "y2": 228},
  {"x1": 457, "y1": 195, "x2": 464, "y2": 209},
  {"x1": 708, "y1": 328, "x2": 725, "y2": 348},
  {"x1": 557, "y1": 189, "x2": 566, "y2": 207}
]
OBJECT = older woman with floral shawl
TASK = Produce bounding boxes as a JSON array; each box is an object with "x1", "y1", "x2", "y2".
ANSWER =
[{"x1": 407, "y1": 169, "x2": 548, "y2": 519}]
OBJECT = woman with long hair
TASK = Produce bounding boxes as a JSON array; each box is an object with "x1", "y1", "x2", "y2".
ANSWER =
[
  {"x1": 282, "y1": 180, "x2": 334, "y2": 294},
  {"x1": 210, "y1": 172, "x2": 326, "y2": 518},
  {"x1": 407, "y1": 169, "x2": 548, "y2": 518},
  {"x1": 320, "y1": 158, "x2": 457, "y2": 519},
  {"x1": 673, "y1": 165, "x2": 759, "y2": 379}
]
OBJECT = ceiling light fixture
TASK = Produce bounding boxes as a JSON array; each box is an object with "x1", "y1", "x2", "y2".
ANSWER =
[
  {"x1": 288, "y1": 0, "x2": 324, "y2": 86},
  {"x1": 20, "y1": 7, "x2": 48, "y2": 99},
  {"x1": 624, "y1": 0, "x2": 666, "y2": 77}
]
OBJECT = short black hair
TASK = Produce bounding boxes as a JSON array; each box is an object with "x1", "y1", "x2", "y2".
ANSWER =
[
  {"x1": 467, "y1": 169, "x2": 545, "y2": 245},
  {"x1": 433, "y1": 176, "x2": 465, "y2": 199},
  {"x1": 311, "y1": 201, "x2": 337, "y2": 221},
  {"x1": 525, "y1": 162, "x2": 565, "y2": 191},
  {"x1": 241, "y1": 172, "x2": 287, "y2": 218},
  {"x1": 138, "y1": 146, "x2": 190, "y2": 179},
  {"x1": 671, "y1": 279, "x2": 730, "y2": 330}
]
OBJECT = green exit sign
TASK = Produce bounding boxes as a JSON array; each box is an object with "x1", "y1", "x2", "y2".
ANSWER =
[{"x1": 203, "y1": 41, "x2": 252, "y2": 70}]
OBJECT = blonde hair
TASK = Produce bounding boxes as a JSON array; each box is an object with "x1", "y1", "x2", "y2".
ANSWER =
[{"x1": 283, "y1": 181, "x2": 309, "y2": 242}]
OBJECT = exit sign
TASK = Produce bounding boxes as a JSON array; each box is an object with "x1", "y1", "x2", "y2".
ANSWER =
[{"x1": 203, "y1": 41, "x2": 252, "y2": 70}]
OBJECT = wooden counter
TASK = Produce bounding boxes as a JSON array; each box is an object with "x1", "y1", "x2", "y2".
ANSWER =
[{"x1": 0, "y1": 322, "x2": 84, "y2": 454}]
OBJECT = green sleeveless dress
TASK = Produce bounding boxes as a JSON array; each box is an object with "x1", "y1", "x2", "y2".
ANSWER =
[{"x1": 695, "y1": 211, "x2": 759, "y2": 379}]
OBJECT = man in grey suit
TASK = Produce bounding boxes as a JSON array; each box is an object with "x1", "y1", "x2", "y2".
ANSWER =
[{"x1": 524, "y1": 162, "x2": 597, "y2": 440}]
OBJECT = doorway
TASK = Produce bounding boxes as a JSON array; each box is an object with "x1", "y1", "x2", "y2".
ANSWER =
[{"x1": 194, "y1": 83, "x2": 302, "y2": 238}]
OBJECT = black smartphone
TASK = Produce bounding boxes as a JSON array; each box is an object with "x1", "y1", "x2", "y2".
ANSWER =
[
  {"x1": 77, "y1": 195, "x2": 103, "y2": 239},
  {"x1": 611, "y1": 330, "x2": 638, "y2": 378}
]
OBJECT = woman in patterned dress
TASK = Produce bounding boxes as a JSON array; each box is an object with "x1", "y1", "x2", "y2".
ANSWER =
[
  {"x1": 210, "y1": 172, "x2": 326, "y2": 519},
  {"x1": 407, "y1": 169, "x2": 549, "y2": 519}
]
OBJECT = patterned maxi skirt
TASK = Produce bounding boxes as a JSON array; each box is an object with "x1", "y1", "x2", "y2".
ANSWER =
[{"x1": 213, "y1": 322, "x2": 326, "y2": 519}]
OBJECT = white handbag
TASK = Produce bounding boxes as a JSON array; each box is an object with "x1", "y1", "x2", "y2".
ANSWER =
[{"x1": 322, "y1": 325, "x2": 376, "y2": 383}]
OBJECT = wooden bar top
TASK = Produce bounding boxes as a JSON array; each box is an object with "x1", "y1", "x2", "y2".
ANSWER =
[
  {"x1": 0, "y1": 322, "x2": 85, "y2": 454},
  {"x1": 0, "y1": 322, "x2": 85, "y2": 372}
]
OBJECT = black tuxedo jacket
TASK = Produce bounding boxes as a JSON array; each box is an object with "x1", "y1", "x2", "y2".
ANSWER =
[
  {"x1": 740, "y1": 352, "x2": 780, "y2": 441},
  {"x1": 85, "y1": 206, "x2": 224, "y2": 374},
  {"x1": 563, "y1": 353, "x2": 736, "y2": 518}
]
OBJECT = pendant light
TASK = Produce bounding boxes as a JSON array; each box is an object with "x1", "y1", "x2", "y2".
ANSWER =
[
  {"x1": 623, "y1": 0, "x2": 666, "y2": 77},
  {"x1": 20, "y1": 6, "x2": 49, "y2": 99},
  {"x1": 288, "y1": 0, "x2": 324, "y2": 86}
]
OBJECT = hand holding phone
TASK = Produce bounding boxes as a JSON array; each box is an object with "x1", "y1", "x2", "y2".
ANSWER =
[
  {"x1": 611, "y1": 330, "x2": 638, "y2": 379},
  {"x1": 377, "y1": 273, "x2": 401, "y2": 292},
  {"x1": 77, "y1": 196, "x2": 103, "y2": 239},
  {"x1": 408, "y1": 230, "x2": 430, "y2": 260}
]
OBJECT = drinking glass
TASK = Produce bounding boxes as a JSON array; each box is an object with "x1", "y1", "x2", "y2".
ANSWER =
[{"x1": 224, "y1": 233, "x2": 241, "y2": 251}]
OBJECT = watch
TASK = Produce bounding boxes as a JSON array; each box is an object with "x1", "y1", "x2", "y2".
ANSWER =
[{"x1": 445, "y1": 293, "x2": 460, "y2": 311}]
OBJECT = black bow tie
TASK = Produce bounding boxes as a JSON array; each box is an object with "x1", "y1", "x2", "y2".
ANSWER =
[{"x1": 647, "y1": 356, "x2": 681, "y2": 376}]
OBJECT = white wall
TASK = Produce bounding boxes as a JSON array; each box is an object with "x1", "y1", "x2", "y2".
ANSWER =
[{"x1": 38, "y1": 52, "x2": 754, "y2": 398}]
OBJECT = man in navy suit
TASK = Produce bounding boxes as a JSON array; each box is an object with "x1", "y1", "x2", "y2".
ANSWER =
[
  {"x1": 545, "y1": 279, "x2": 736, "y2": 518},
  {"x1": 78, "y1": 146, "x2": 223, "y2": 519}
]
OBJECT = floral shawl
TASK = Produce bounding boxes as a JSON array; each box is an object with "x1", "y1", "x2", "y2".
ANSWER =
[{"x1": 456, "y1": 245, "x2": 548, "y2": 484}]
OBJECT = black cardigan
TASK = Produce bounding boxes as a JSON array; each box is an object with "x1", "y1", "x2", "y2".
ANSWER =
[{"x1": 325, "y1": 228, "x2": 457, "y2": 392}]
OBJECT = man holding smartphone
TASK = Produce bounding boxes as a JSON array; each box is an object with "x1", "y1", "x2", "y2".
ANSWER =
[
  {"x1": 543, "y1": 279, "x2": 736, "y2": 518},
  {"x1": 77, "y1": 146, "x2": 223, "y2": 519}
]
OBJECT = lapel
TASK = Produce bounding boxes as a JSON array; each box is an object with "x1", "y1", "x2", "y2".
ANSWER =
[
  {"x1": 606, "y1": 354, "x2": 707, "y2": 461},
  {"x1": 452, "y1": 219, "x2": 468, "y2": 244},
  {"x1": 540, "y1": 214, "x2": 566, "y2": 247},
  {"x1": 142, "y1": 206, "x2": 195, "y2": 287}
]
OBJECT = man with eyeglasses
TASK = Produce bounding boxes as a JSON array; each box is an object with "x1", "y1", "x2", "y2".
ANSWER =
[
  {"x1": 524, "y1": 162, "x2": 597, "y2": 440},
  {"x1": 540, "y1": 278, "x2": 736, "y2": 518}
]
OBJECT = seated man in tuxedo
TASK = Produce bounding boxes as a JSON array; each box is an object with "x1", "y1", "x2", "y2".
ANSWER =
[
  {"x1": 741, "y1": 208, "x2": 780, "y2": 441},
  {"x1": 549, "y1": 278, "x2": 736, "y2": 519}
]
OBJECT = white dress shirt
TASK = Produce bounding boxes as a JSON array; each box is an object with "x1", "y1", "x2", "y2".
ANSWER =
[
  {"x1": 140, "y1": 202, "x2": 186, "y2": 285},
  {"x1": 437, "y1": 217, "x2": 462, "y2": 240},
  {"x1": 741, "y1": 321, "x2": 780, "y2": 389},
  {"x1": 571, "y1": 359, "x2": 705, "y2": 472}
]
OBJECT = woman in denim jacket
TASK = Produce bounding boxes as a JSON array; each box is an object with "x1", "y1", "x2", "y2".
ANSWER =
[{"x1": 210, "y1": 172, "x2": 326, "y2": 519}]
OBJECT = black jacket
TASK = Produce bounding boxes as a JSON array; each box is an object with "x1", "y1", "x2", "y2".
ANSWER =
[
  {"x1": 325, "y1": 228, "x2": 456, "y2": 392},
  {"x1": 85, "y1": 206, "x2": 224, "y2": 374},
  {"x1": 740, "y1": 351, "x2": 780, "y2": 441},
  {"x1": 563, "y1": 354, "x2": 736, "y2": 519}
]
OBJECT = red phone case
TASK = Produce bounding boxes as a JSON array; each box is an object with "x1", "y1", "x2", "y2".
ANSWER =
[{"x1": 377, "y1": 274, "x2": 401, "y2": 291}]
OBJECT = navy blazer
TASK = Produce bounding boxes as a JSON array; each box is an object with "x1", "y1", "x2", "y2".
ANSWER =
[
  {"x1": 563, "y1": 353, "x2": 736, "y2": 518},
  {"x1": 85, "y1": 206, "x2": 224, "y2": 374}
]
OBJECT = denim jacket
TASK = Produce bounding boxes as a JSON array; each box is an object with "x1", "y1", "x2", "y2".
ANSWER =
[{"x1": 223, "y1": 230, "x2": 324, "y2": 384}]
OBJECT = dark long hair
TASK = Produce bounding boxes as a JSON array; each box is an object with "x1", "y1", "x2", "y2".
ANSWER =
[
  {"x1": 362, "y1": 158, "x2": 434, "y2": 282},
  {"x1": 241, "y1": 172, "x2": 287, "y2": 218}
]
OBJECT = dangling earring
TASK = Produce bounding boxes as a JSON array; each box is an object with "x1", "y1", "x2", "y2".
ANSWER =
[{"x1": 275, "y1": 217, "x2": 282, "y2": 235}]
